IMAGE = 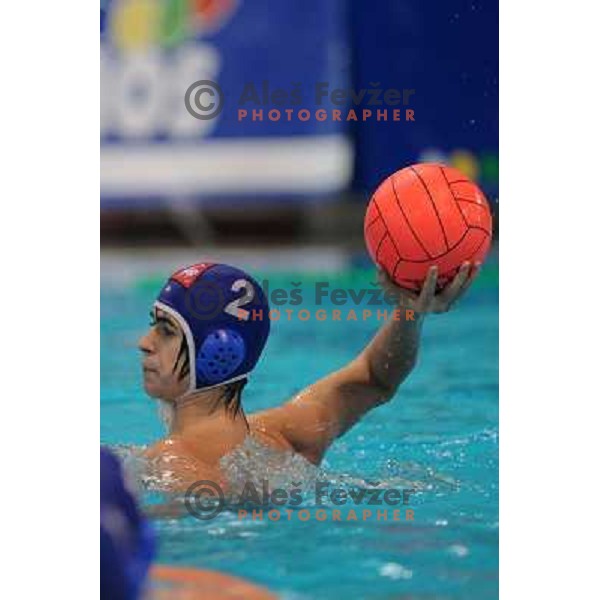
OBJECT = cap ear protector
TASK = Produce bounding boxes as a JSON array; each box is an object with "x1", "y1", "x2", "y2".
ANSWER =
[{"x1": 196, "y1": 329, "x2": 246, "y2": 385}]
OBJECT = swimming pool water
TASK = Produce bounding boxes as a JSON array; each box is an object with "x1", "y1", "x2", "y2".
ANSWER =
[{"x1": 101, "y1": 251, "x2": 498, "y2": 599}]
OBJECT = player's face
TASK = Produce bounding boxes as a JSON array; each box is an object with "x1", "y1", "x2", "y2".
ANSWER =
[{"x1": 138, "y1": 308, "x2": 190, "y2": 401}]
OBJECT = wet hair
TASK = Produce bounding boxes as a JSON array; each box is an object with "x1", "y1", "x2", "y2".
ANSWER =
[
  {"x1": 173, "y1": 339, "x2": 247, "y2": 418},
  {"x1": 173, "y1": 338, "x2": 190, "y2": 380},
  {"x1": 219, "y1": 378, "x2": 248, "y2": 418}
]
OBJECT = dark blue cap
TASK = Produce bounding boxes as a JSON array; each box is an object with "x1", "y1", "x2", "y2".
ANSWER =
[
  {"x1": 101, "y1": 448, "x2": 155, "y2": 600},
  {"x1": 155, "y1": 263, "x2": 270, "y2": 394}
]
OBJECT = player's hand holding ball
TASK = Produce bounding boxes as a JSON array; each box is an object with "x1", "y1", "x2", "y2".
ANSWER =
[
  {"x1": 377, "y1": 263, "x2": 478, "y2": 314},
  {"x1": 365, "y1": 163, "x2": 492, "y2": 313}
]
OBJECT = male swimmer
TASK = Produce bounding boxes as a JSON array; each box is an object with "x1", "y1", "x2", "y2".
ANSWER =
[{"x1": 139, "y1": 261, "x2": 478, "y2": 489}]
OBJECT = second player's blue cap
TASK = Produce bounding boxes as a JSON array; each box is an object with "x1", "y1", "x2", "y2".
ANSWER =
[
  {"x1": 101, "y1": 447, "x2": 155, "y2": 600},
  {"x1": 155, "y1": 263, "x2": 270, "y2": 395}
]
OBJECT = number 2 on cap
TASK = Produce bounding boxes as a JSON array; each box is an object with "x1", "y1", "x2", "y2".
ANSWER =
[{"x1": 224, "y1": 279, "x2": 255, "y2": 321}]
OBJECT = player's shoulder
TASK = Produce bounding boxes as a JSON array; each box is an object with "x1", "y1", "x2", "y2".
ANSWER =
[
  {"x1": 144, "y1": 436, "x2": 190, "y2": 459},
  {"x1": 248, "y1": 410, "x2": 295, "y2": 452},
  {"x1": 143, "y1": 437, "x2": 223, "y2": 490}
]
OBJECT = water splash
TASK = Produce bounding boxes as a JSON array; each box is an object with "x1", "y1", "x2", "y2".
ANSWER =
[{"x1": 220, "y1": 435, "x2": 320, "y2": 497}]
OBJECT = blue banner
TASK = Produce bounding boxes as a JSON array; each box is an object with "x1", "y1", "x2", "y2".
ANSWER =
[
  {"x1": 101, "y1": 0, "x2": 351, "y2": 204},
  {"x1": 349, "y1": 0, "x2": 499, "y2": 196}
]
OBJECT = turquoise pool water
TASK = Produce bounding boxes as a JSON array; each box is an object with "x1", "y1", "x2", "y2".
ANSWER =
[{"x1": 101, "y1": 251, "x2": 498, "y2": 599}]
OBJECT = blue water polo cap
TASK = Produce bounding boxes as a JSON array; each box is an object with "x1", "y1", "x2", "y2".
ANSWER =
[
  {"x1": 155, "y1": 263, "x2": 270, "y2": 394},
  {"x1": 101, "y1": 447, "x2": 155, "y2": 600}
]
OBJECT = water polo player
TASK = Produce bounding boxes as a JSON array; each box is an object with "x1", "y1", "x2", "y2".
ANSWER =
[{"x1": 139, "y1": 261, "x2": 477, "y2": 488}]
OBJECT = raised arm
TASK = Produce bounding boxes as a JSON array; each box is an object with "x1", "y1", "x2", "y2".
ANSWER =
[{"x1": 251, "y1": 263, "x2": 479, "y2": 465}]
